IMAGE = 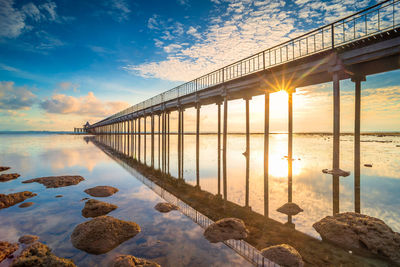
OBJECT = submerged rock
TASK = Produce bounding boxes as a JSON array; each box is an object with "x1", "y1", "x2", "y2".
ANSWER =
[
  {"x1": 322, "y1": 168, "x2": 350, "y2": 177},
  {"x1": 84, "y1": 186, "x2": 119, "y2": 197},
  {"x1": 364, "y1": 164, "x2": 373, "y2": 167},
  {"x1": 261, "y1": 244, "x2": 304, "y2": 267},
  {"x1": 71, "y1": 216, "x2": 141, "y2": 254},
  {"x1": 23, "y1": 175, "x2": 85, "y2": 188},
  {"x1": 18, "y1": 202, "x2": 34, "y2": 208},
  {"x1": 0, "y1": 241, "x2": 18, "y2": 262},
  {"x1": 0, "y1": 166, "x2": 11, "y2": 172},
  {"x1": 277, "y1": 202, "x2": 303, "y2": 216},
  {"x1": 11, "y1": 242, "x2": 76, "y2": 267},
  {"x1": 55, "y1": 195, "x2": 63, "y2": 198},
  {"x1": 109, "y1": 255, "x2": 161, "y2": 267},
  {"x1": 154, "y1": 202, "x2": 178, "y2": 213},
  {"x1": 313, "y1": 212, "x2": 400, "y2": 264},
  {"x1": 0, "y1": 173, "x2": 20, "y2": 182},
  {"x1": 203, "y1": 218, "x2": 249, "y2": 243},
  {"x1": 18, "y1": 235, "x2": 39, "y2": 244},
  {"x1": 0, "y1": 191, "x2": 37, "y2": 209},
  {"x1": 82, "y1": 199, "x2": 117, "y2": 218}
]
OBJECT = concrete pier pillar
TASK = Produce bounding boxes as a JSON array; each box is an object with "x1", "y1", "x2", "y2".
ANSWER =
[
  {"x1": 167, "y1": 112, "x2": 170, "y2": 174},
  {"x1": 264, "y1": 92, "x2": 270, "y2": 217},
  {"x1": 158, "y1": 114, "x2": 161, "y2": 169},
  {"x1": 144, "y1": 116, "x2": 147, "y2": 165},
  {"x1": 288, "y1": 90, "x2": 293, "y2": 203},
  {"x1": 217, "y1": 102, "x2": 222, "y2": 197},
  {"x1": 138, "y1": 117, "x2": 141, "y2": 162},
  {"x1": 223, "y1": 96, "x2": 228, "y2": 200},
  {"x1": 332, "y1": 71, "x2": 340, "y2": 215},
  {"x1": 245, "y1": 96, "x2": 251, "y2": 208},
  {"x1": 181, "y1": 109, "x2": 184, "y2": 179},
  {"x1": 196, "y1": 103, "x2": 201, "y2": 188},
  {"x1": 151, "y1": 114, "x2": 154, "y2": 167},
  {"x1": 178, "y1": 110, "x2": 181, "y2": 179},
  {"x1": 352, "y1": 75, "x2": 365, "y2": 213}
]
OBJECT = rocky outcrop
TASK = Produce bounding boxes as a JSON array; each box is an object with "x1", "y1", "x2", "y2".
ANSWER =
[
  {"x1": 261, "y1": 244, "x2": 304, "y2": 267},
  {"x1": 313, "y1": 212, "x2": 400, "y2": 264},
  {"x1": 0, "y1": 167, "x2": 10, "y2": 172},
  {"x1": 82, "y1": 199, "x2": 117, "y2": 218},
  {"x1": 109, "y1": 255, "x2": 161, "y2": 267},
  {"x1": 0, "y1": 173, "x2": 20, "y2": 182},
  {"x1": 18, "y1": 202, "x2": 34, "y2": 208},
  {"x1": 0, "y1": 241, "x2": 18, "y2": 262},
  {"x1": 84, "y1": 186, "x2": 119, "y2": 197},
  {"x1": 23, "y1": 175, "x2": 85, "y2": 188},
  {"x1": 277, "y1": 202, "x2": 303, "y2": 216},
  {"x1": 203, "y1": 218, "x2": 249, "y2": 243},
  {"x1": 11, "y1": 242, "x2": 76, "y2": 267},
  {"x1": 18, "y1": 235, "x2": 39, "y2": 244},
  {"x1": 71, "y1": 216, "x2": 141, "y2": 254},
  {"x1": 0, "y1": 192, "x2": 37, "y2": 209},
  {"x1": 154, "y1": 202, "x2": 178, "y2": 213}
]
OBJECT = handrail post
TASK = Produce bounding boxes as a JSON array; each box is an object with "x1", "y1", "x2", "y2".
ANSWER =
[{"x1": 331, "y1": 24, "x2": 335, "y2": 48}]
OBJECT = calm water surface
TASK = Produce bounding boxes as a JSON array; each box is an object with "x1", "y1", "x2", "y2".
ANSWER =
[
  {"x1": 1, "y1": 133, "x2": 400, "y2": 266},
  {"x1": 0, "y1": 133, "x2": 252, "y2": 267}
]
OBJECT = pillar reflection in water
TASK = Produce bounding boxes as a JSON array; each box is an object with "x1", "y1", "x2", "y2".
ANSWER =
[{"x1": 264, "y1": 93, "x2": 270, "y2": 217}]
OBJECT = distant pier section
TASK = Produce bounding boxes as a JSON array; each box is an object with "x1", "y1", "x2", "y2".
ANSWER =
[{"x1": 73, "y1": 122, "x2": 90, "y2": 133}]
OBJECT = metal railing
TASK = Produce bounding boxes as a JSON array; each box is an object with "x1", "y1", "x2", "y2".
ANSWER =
[{"x1": 91, "y1": 0, "x2": 400, "y2": 127}]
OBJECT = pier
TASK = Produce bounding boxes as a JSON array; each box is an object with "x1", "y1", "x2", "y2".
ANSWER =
[{"x1": 87, "y1": 0, "x2": 400, "y2": 217}]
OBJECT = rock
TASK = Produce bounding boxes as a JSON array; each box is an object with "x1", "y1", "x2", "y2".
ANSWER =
[
  {"x1": 11, "y1": 242, "x2": 76, "y2": 267},
  {"x1": 82, "y1": 199, "x2": 117, "y2": 218},
  {"x1": 0, "y1": 241, "x2": 18, "y2": 262},
  {"x1": 0, "y1": 173, "x2": 20, "y2": 182},
  {"x1": 81, "y1": 197, "x2": 89, "y2": 201},
  {"x1": 313, "y1": 212, "x2": 400, "y2": 264},
  {"x1": 277, "y1": 202, "x2": 303, "y2": 216},
  {"x1": 0, "y1": 166, "x2": 11, "y2": 172},
  {"x1": 23, "y1": 175, "x2": 85, "y2": 188},
  {"x1": 364, "y1": 164, "x2": 373, "y2": 167},
  {"x1": 18, "y1": 235, "x2": 39, "y2": 244},
  {"x1": 18, "y1": 202, "x2": 34, "y2": 208},
  {"x1": 55, "y1": 195, "x2": 63, "y2": 198},
  {"x1": 71, "y1": 216, "x2": 141, "y2": 254},
  {"x1": 203, "y1": 218, "x2": 249, "y2": 243},
  {"x1": 322, "y1": 168, "x2": 350, "y2": 177},
  {"x1": 109, "y1": 255, "x2": 160, "y2": 267},
  {"x1": 261, "y1": 244, "x2": 304, "y2": 267},
  {"x1": 154, "y1": 202, "x2": 178, "y2": 213},
  {"x1": 84, "y1": 186, "x2": 119, "y2": 197},
  {"x1": 0, "y1": 192, "x2": 37, "y2": 209}
]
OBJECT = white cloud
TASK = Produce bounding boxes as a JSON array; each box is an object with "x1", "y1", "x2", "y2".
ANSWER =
[
  {"x1": 187, "y1": 26, "x2": 201, "y2": 39},
  {"x1": 148, "y1": 15, "x2": 159, "y2": 29},
  {"x1": 40, "y1": 92, "x2": 130, "y2": 117},
  {"x1": 125, "y1": 0, "x2": 376, "y2": 82},
  {"x1": 0, "y1": 81, "x2": 36, "y2": 110}
]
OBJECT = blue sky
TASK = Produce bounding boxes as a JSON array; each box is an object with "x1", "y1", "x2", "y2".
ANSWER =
[{"x1": 0, "y1": 0, "x2": 399, "y2": 132}]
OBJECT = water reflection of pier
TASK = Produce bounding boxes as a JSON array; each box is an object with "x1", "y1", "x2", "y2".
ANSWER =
[
  {"x1": 89, "y1": 137, "x2": 277, "y2": 267},
  {"x1": 88, "y1": 135, "x2": 378, "y2": 266}
]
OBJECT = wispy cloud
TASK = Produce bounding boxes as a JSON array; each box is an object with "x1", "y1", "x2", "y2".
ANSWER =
[
  {"x1": 107, "y1": 0, "x2": 131, "y2": 22},
  {"x1": 0, "y1": 0, "x2": 72, "y2": 39}
]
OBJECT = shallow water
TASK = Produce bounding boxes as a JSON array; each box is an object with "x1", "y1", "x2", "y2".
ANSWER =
[
  {"x1": 0, "y1": 133, "x2": 252, "y2": 267},
  {"x1": 1, "y1": 133, "x2": 400, "y2": 266}
]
